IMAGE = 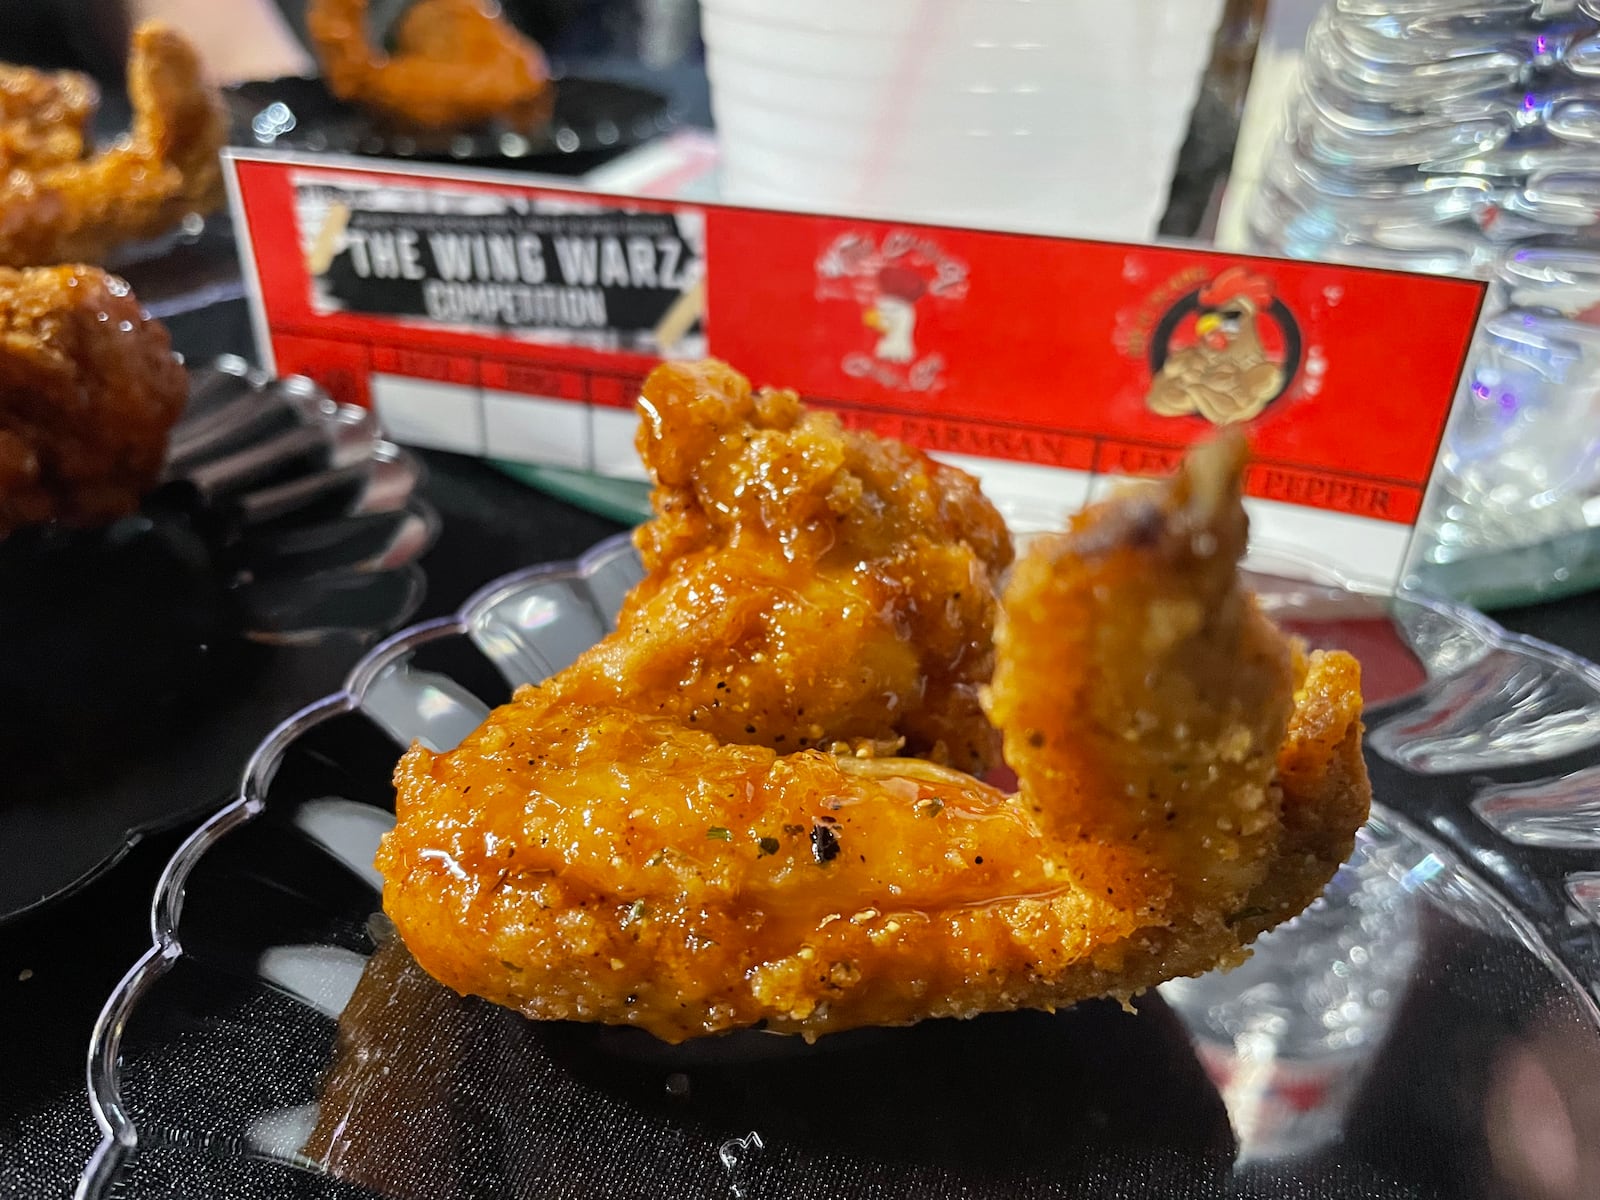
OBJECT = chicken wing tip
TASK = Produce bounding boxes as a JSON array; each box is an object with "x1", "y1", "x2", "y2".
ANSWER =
[{"x1": 1171, "y1": 430, "x2": 1248, "y2": 530}]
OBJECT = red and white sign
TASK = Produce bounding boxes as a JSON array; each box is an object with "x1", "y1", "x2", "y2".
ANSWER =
[{"x1": 225, "y1": 148, "x2": 1486, "y2": 587}]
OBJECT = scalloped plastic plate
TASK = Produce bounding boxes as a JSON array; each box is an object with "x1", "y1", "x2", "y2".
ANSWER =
[
  {"x1": 78, "y1": 536, "x2": 1600, "y2": 1199},
  {"x1": 0, "y1": 358, "x2": 438, "y2": 924}
]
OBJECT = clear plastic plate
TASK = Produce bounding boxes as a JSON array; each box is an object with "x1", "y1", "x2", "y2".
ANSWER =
[{"x1": 79, "y1": 535, "x2": 1600, "y2": 1199}]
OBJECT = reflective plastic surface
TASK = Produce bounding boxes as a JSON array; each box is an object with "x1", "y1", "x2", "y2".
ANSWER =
[
  {"x1": 225, "y1": 75, "x2": 676, "y2": 165},
  {"x1": 1406, "y1": 246, "x2": 1600, "y2": 607},
  {"x1": 80, "y1": 536, "x2": 1600, "y2": 1198},
  {"x1": 1251, "y1": 3, "x2": 1600, "y2": 270},
  {"x1": 1247, "y1": 2, "x2": 1600, "y2": 603},
  {"x1": 0, "y1": 358, "x2": 436, "y2": 923}
]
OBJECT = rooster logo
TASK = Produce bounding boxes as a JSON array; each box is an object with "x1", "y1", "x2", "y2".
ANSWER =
[
  {"x1": 1145, "y1": 267, "x2": 1302, "y2": 426},
  {"x1": 863, "y1": 265, "x2": 928, "y2": 363},
  {"x1": 816, "y1": 230, "x2": 966, "y2": 392}
]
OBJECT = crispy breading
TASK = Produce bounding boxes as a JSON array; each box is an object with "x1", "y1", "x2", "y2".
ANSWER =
[
  {"x1": 0, "y1": 65, "x2": 97, "y2": 173},
  {"x1": 548, "y1": 360, "x2": 1015, "y2": 773}
]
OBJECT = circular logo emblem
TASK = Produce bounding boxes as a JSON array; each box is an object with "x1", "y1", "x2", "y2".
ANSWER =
[{"x1": 1145, "y1": 268, "x2": 1303, "y2": 426}]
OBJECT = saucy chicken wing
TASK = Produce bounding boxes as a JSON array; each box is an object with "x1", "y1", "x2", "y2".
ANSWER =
[
  {"x1": 0, "y1": 65, "x2": 97, "y2": 174},
  {"x1": 0, "y1": 265, "x2": 188, "y2": 535},
  {"x1": 0, "y1": 23, "x2": 228, "y2": 268},
  {"x1": 546, "y1": 360, "x2": 1014, "y2": 773},
  {"x1": 307, "y1": 0, "x2": 551, "y2": 130},
  {"x1": 380, "y1": 434, "x2": 1371, "y2": 1042}
]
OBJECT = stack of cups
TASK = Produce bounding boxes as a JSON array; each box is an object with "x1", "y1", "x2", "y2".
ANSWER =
[{"x1": 700, "y1": 0, "x2": 1228, "y2": 241}]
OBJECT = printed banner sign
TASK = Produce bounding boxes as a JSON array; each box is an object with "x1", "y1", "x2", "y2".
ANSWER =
[
  {"x1": 295, "y1": 177, "x2": 706, "y2": 355},
  {"x1": 226, "y1": 149, "x2": 1487, "y2": 587}
]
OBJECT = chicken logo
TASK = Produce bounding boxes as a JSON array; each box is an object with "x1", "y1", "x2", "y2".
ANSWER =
[
  {"x1": 817, "y1": 230, "x2": 967, "y2": 392},
  {"x1": 1145, "y1": 267, "x2": 1302, "y2": 426},
  {"x1": 863, "y1": 265, "x2": 927, "y2": 363}
]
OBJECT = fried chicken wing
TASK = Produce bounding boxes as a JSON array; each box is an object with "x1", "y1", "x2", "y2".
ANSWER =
[
  {"x1": 307, "y1": 0, "x2": 551, "y2": 130},
  {"x1": 0, "y1": 66, "x2": 97, "y2": 173},
  {"x1": 379, "y1": 434, "x2": 1371, "y2": 1043},
  {"x1": 0, "y1": 265, "x2": 188, "y2": 535},
  {"x1": 986, "y1": 431, "x2": 1292, "y2": 910},
  {"x1": 0, "y1": 23, "x2": 228, "y2": 268},
  {"x1": 546, "y1": 360, "x2": 1014, "y2": 773}
]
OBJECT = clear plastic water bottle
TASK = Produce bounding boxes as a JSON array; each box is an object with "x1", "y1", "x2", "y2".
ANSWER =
[{"x1": 1245, "y1": 1, "x2": 1600, "y2": 605}]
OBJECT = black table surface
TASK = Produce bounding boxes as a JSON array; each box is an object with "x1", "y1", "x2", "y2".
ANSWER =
[{"x1": 2, "y1": 296, "x2": 1598, "y2": 1197}]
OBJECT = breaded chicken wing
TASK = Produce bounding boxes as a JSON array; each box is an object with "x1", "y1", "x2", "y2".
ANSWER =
[
  {"x1": 0, "y1": 65, "x2": 97, "y2": 173},
  {"x1": 547, "y1": 360, "x2": 1014, "y2": 773},
  {"x1": 0, "y1": 265, "x2": 188, "y2": 535},
  {"x1": 307, "y1": 0, "x2": 551, "y2": 130},
  {"x1": 986, "y1": 431, "x2": 1292, "y2": 910},
  {"x1": 0, "y1": 23, "x2": 228, "y2": 268},
  {"x1": 379, "y1": 435, "x2": 1370, "y2": 1043}
]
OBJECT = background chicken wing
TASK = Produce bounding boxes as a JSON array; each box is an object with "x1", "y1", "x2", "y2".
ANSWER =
[
  {"x1": 307, "y1": 0, "x2": 551, "y2": 130},
  {"x1": 0, "y1": 264, "x2": 188, "y2": 535},
  {"x1": 0, "y1": 23, "x2": 227, "y2": 268}
]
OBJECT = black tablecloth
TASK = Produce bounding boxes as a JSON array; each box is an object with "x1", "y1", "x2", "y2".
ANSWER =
[{"x1": 2, "y1": 296, "x2": 1597, "y2": 1198}]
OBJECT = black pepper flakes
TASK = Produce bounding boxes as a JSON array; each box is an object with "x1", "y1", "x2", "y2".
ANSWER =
[
  {"x1": 756, "y1": 836, "x2": 780, "y2": 857},
  {"x1": 810, "y1": 822, "x2": 841, "y2": 864}
]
